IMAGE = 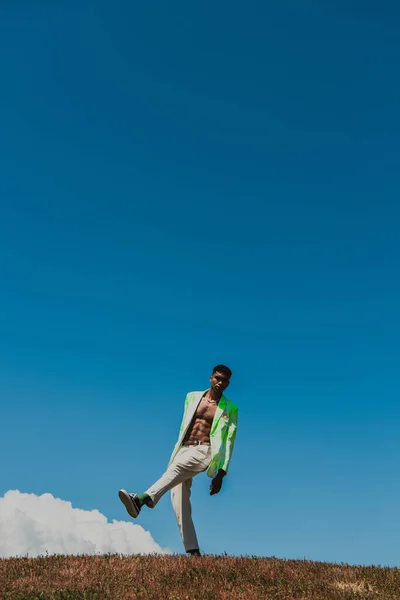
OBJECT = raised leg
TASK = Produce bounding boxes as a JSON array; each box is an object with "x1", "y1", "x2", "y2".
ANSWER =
[{"x1": 144, "y1": 445, "x2": 210, "y2": 508}]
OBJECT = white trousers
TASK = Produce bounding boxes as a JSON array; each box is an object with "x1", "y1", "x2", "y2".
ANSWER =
[{"x1": 144, "y1": 444, "x2": 212, "y2": 551}]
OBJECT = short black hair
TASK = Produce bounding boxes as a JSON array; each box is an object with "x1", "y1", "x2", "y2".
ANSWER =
[{"x1": 212, "y1": 364, "x2": 232, "y2": 379}]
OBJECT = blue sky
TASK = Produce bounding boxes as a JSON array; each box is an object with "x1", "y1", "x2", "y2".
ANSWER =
[{"x1": 1, "y1": 0, "x2": 399, "y2": 565}]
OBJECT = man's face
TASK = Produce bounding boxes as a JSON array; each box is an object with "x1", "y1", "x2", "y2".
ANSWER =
[{"x1": 209, "y1": 371, "x2": 230, "y2": 394}]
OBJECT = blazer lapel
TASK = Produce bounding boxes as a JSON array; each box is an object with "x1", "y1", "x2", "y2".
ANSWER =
[
  {"x1": 211, "y1": 395, "x2": 227, "y2": 435},
  {"x1": 179, "y1": 391, "x2": 205, "y2": 440}
]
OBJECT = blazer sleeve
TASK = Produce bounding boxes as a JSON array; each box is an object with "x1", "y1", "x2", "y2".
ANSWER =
[{"x1": 221, "y1": 407, "x2": 238, "y2": 474}]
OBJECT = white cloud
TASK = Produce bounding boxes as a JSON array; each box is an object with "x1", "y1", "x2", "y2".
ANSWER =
[{"x1": 0, "y1": 490, "x2": 170, "y2": 558}]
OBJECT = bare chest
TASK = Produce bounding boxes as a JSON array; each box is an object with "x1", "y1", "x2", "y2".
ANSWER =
[{"x1": 193, "y1": 397, "x2": 219, "y2": 425}]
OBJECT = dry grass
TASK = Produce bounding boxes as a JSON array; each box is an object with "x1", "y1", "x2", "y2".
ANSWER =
[
  {"x1": 333, "y1": 580, "x2": 377, "y2": 594},
  {"x1": 0, "y1": 554, "x2": 399, "y2": 600}
]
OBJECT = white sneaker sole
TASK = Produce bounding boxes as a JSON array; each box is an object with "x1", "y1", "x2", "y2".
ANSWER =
[{"x1": 118, "y1": 489, "x2": 140, "y2": 518}]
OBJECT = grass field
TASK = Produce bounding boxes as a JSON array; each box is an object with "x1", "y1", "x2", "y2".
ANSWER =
[{"x1": 0, "y1": 554, "x2": 399, "y2": 599}]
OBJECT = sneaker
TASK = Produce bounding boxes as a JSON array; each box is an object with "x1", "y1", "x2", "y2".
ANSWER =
[
  {"x1": 118, "y1": 489, "x2": 141, "y2": 518},
  {"x1": 187, "y1": 549, "x2": 201, "y2": 557}
]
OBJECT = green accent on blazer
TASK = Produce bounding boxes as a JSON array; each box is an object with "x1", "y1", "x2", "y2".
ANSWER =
[{"x1": 168, "y1": 391, "x2": 239, "y2": 478}]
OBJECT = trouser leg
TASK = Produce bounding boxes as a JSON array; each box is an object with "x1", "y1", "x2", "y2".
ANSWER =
[
  {"x1": 171, "y1": 478, "x2": 199, "y2": 552},
  {"x1": 144, "y1": 445, "x2": 211, "y2": 509}
]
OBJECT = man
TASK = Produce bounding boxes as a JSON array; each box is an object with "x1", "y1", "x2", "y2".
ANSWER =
[{"x1": 118, "y1": 364, "x2": 238, "y2": 556}]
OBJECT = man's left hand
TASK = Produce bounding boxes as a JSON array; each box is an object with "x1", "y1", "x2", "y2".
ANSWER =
[{"x1": 209, "y1": 473, "x2": 224, "y2": 496}]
